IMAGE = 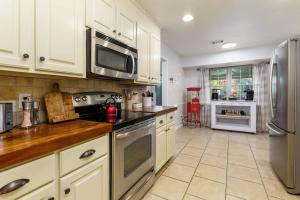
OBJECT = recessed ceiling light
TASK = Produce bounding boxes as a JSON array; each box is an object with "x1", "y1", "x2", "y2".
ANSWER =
[
  {"x1": 222, "y1": 43, "x2": 237, "y2": 49},
  {"x1": 182, "y1": 14, "x2": 194, "y2": 22}
]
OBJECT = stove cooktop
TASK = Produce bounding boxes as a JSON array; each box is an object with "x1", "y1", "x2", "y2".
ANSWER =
[{"x1": 78, "y1": 110, "x2": 155, "y2": 130}]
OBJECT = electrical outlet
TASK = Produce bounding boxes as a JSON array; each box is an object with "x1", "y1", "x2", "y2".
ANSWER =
[{"x1": 19, "y1": 93, "x2": 31, "y2": 109}]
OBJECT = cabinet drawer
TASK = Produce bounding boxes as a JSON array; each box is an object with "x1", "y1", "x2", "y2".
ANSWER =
[
  {"x1": 0, "y1": 155, "x2": 55, "y2": 200},
  {"x1": 166, "y1": 112, "x2": 175, "y2": 124},
  {"x1": 17, "y1": 182, "x2": 56, "y2": 200},
  {"x1": 156, "y1": 114, "x2": 166, "y2": 128},
  {"x1": 60, "y1": 135, "x2": 108, "y2": 176}
]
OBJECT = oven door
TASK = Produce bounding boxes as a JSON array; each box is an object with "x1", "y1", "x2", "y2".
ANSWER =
[
  {"x1": 90, "y1": 31, "x2": 137, "y2": 80},
  {"x1": 113, "y1": 119, "x2": 155, "y2": 200}
]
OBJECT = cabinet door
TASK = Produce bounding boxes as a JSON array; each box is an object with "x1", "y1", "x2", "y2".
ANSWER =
[
  {"x1": 136, "y1": 25, "x2": 150, "y2": 83},
  {"x1": 150, "y1": 35, "x2": 161, "y2": 84},
  {"x1": 116, "y1": 2, "x2": 137, "y2": 47},
  {"x1": 166, "y1": 125, "x2": 176, "y2": 160},
  {"x1": 0, "y1": 0, "x2": 34, "y2": 70},
  {"x1": 60, "y1": 156, "x2": 109, "y2": 200},
  {"x1": 35, "y1": 0, "x2": 85, "y2": 75},
  {"x1": 17, "y1": 182, "x2": 57, "y2": 200},
  {"x1": 86, "y1": 0, "x2": 116, "y2": 38},
  {"x1": 155, "y1": 129, "x2": 167, "y2": 173}
]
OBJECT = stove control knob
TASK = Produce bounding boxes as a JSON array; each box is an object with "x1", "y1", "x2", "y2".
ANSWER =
[
  {"x1": 74, "y1": 97, "x2": 81, "y2": 102},
  {"x1": 82, "y1": 96, "x2": 88, "y2": 102}
]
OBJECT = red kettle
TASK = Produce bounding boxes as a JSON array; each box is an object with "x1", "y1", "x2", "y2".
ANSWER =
[{"x1": 105, "y1": 97, "x2": 117, "y2": 123}]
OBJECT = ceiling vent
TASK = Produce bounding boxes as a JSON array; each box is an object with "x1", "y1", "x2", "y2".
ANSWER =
[{"x1": 212, "y1": 40, "x2": 224, "y2": 45}]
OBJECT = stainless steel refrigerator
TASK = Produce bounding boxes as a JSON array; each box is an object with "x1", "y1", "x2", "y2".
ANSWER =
[{"x1": 267, "y1": 38, "x2": 300, "y2": 194}]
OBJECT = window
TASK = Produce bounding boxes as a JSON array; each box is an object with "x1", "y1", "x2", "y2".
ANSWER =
[
  {"x1": 209, "y1": 68, "x2": 227, "y2": 100},
  {"x1": 209, "y1": 65, "x2": 253, "y2": 100}
]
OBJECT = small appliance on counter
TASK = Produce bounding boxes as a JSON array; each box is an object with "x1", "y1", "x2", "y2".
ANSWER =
[
  {"x1": 211, "y1": 89, "x2": 220, "y2": 100},
  {"x1": 244, "y1": 89, "x2": 254, "y2": 101},
  {"x1": 21, "y1": 98, "x2": 33, "y2": 128},
  {"x1": 0, "y1": 103, "x2": 13, "y2": 133},
  {"x1": 72, "y1": 92, "x2": 156, "y2": 200}
]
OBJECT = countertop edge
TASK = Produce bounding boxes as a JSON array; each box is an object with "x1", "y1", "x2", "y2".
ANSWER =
[{"x1": 0, "y1": 120, "x2": 112, "y2": 170}]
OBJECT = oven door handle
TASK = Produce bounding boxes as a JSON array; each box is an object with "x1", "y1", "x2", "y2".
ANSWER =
[
  {"x1": 129, "y1": 52, "x2": 136, "y2": 77},
  {"x1": 116, "y1": 122, "x2": 155, "y2": 139}
]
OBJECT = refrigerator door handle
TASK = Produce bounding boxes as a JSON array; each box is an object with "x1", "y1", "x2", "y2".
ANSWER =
[
  {"x1": 269, "y1": 52, "x2": 275, "y2": 119},
  {"x1": 266, "y1": 122, "x2": 286, "y2": 136}
]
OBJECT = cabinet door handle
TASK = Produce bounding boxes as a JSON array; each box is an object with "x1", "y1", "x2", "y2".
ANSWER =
[
  {"x1": 159, "y1": 120, "x2": 163, "y2": 124},
  {"x1": 0, "y1": 179, "x2": 30, "y2": 195},
  {"x1": 113, "y1": 30, "x2": 117, "y2": 33},
  {"x1": 48, "y1": 197, "x2": 55, "y2": 200},
  {"x1": 170, "y1": 116, "x2": 173, "y2": 119},
  {"x1": 39, "y1": 56, "x2": 45, "y2": 62},
  {"x1": 79, "y1": 149, "x2": 96, "y2": 159},
  {"x1": 64, "y1": 188, "x2": 71, "y2": 195},
  {"x1": 23, "y1": 53, "x2": 29, "y2": 59},
  {"x1": 118, "y1": 32, "x2": 122, "y2": 36}
]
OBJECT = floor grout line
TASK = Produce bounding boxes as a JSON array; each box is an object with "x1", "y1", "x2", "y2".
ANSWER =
[{"x1": 248, "y1": 136, "x2": 271, "y2": 200}]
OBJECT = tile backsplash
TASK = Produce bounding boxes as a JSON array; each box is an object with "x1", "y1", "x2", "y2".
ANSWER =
[{"x1": 0, "y1": 75, "x2": 146, "y2": 126}]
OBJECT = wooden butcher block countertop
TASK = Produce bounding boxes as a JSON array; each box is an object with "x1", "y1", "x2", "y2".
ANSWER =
[
  {"x1": 131, "y1": 106, "x2": 177, "y2": 116},
  {"x1": 0, "y1": 120, "x2": 112, "y2": 170}
]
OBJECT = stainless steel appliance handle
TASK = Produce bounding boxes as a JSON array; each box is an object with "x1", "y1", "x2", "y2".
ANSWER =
[
  {"x1": 269, "y1": 52, "x2": 275, "y2": 118},
  {"x1": 130, "y1": 52, "x2": 136, "y2": 77},
  {"x1": 266, "y1": 123, "x2": 285, "y2": 136},
  {"x1": 116, "y1": 122, "x2": 155, "y2": 139}
]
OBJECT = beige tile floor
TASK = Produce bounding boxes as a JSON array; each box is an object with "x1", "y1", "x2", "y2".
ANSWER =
[{"x1": 144, "y1": 127, "x2": 300, "y2": 200}]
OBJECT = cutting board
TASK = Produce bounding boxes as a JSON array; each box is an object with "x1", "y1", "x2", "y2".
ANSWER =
[{"x1": 44, "y1": 83, "x2": 79, "y2": 124}]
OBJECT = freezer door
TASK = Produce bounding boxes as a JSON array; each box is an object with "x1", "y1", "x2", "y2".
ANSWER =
[
  {"x1": 267, "y1": 123, "x2": 295, "y2": 188},
  {"x1": 270, "y1": 40, "x2": 296, "y2": 133}
]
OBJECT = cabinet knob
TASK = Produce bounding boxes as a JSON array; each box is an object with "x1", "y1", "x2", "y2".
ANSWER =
[
  {"x1": 64, "y1": 188, "x2": 71, "y2": 195},
  {"x1": 118, "y1": 32, "x2": 122, "y2": 36},
  {"x1": 40, "y1": 57, "x2": 45, "y2": 62},
  {"x1": 159, "y1": 120, "x2": 163, "y2": 124},
  {"x1": 170, "y1": 116, "x2": 173, "y2": 119},
  {"x1": 113, "y1": 30, "x2": 117, "y2": 33},
  {"x1": 48, "y1": 197, "x2": 55, "y2": 200},
  {"x1": 23, "y1": 53, "x2": 29, "y2": 59}
]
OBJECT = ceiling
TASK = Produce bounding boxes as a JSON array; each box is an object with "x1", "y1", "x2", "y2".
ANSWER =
[{"x1": 136, "y1": 0, "x2": 300, "y2": 57}]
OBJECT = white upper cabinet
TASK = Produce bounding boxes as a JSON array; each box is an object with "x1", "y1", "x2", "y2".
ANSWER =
[
  {"x1": 35, "y1": 0, "x2": 85, "y2": 75},
  {"x1": 116, "y1": 1, "x2": 137, "y2": 47},
  {"x1": 86, "y1": 0, "x2": 117, "y2": 38},
  {"x1": 86, "y1": 0, "x2": 137, "y2": 48},
  {"x1": 0, "y1": 0, "x2": 34, "y2": 70},
  {"x1": 149, "y1": 34, "x2": 161, "y2": 84},
  {"x1": 137, "y1": 25, "x2": 150, "y2": 82}
]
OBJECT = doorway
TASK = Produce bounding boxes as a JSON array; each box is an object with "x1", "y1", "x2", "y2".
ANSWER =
[{"x1": 155, "y1": 58, "x2": 168, "y2": 106}]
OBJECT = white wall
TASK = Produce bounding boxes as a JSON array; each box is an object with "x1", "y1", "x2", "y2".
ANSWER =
[
  {"x1": 161, "y1": 43, "x2": 185, "y2": 128},
  {"x1": 182, "y1": 44, "x2": 277, "y2": 68}
]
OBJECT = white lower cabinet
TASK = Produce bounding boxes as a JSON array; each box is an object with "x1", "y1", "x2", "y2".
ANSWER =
[
  {"x1": 166, "y1": 123, "x2": 176, "y2": 160},
  {"x1": 60, "y1": 156, "x2": 109, "y2": 200},
  {"x1": 0, "y1": 135, "x2": 109, "y2": 200},
  {"x1": 155, "y1": 128, "x2": 167, "y2": 171},
  {"x1": 155, "y1": 112, "x2": 176, "y2": 173},
  {"x1": 17, "y1": 182, "x2": 57, "y2": 200}
]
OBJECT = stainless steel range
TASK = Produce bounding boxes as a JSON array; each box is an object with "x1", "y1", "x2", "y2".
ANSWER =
[{"x1": 72, "y1": 92, "x2": 156, "y2": 200}]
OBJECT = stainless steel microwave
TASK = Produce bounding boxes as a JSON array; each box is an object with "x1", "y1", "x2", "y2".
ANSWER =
[{"x1": 86, "y1": 29, "x2": 138, "y2": 80}]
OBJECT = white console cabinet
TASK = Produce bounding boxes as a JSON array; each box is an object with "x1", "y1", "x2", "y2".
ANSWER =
[{"x1": 211, "y1": 101, "x2": 257, "y2": 133}]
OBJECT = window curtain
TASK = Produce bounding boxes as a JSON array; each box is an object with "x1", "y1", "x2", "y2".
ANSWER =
[
  {"x1": 253, "y1": 63, "x2": 271, "y2": 132},
  {"x1": 198, "y1": 68, "x2": 211, "y2": 127}
]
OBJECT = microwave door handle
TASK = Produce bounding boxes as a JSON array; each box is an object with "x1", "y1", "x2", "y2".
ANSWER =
[
  {"x1": 269, "y1": 52, "x2": 275, "y2": 118},
  {"x1": 129, "y1": 52, "x2": 135, "y2": 77}
]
